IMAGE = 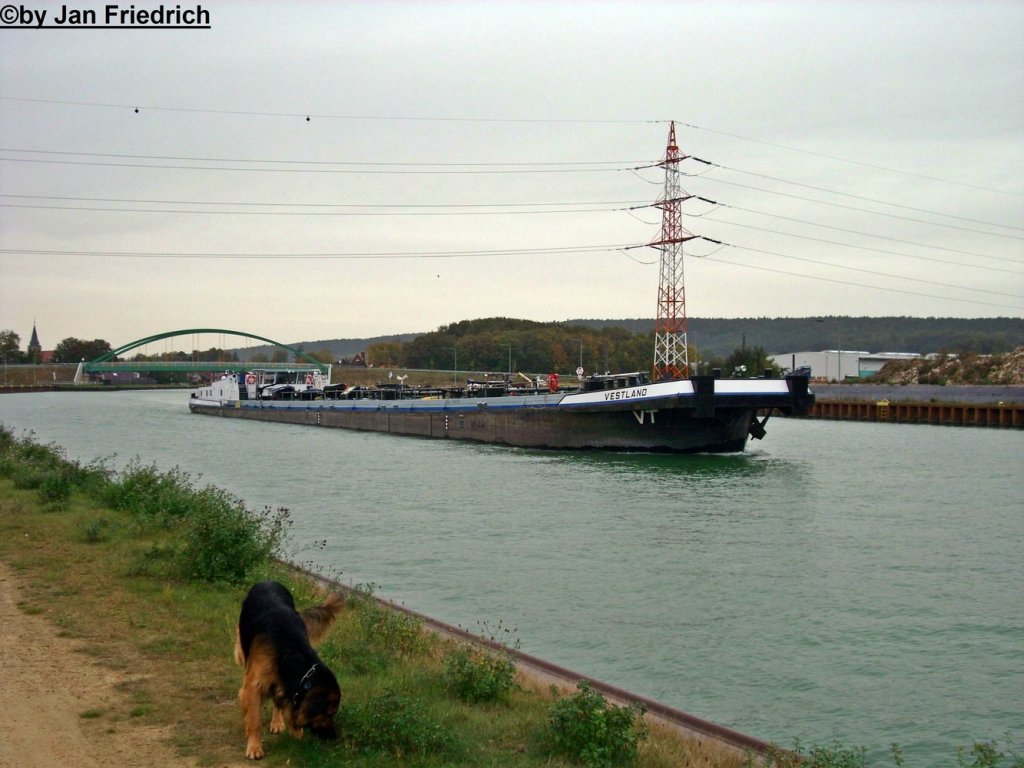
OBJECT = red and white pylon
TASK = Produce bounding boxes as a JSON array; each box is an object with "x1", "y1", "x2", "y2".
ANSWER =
[{"x1": 650, "y1": 121, "x2": 697, "y2": 380}]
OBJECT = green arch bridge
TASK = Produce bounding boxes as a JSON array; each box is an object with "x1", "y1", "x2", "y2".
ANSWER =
[{"x1": 74, "y1": 328, "x2": 331, "y2": 383}]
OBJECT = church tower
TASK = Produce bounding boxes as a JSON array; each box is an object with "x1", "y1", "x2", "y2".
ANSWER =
[{"x1": 27, "y1": 322, "x2": 41, "y2": 363}]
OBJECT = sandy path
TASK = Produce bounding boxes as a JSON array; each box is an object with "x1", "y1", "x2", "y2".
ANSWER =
[{"x1": 0, "y1": 561, "x2": 193, "y2": 768}]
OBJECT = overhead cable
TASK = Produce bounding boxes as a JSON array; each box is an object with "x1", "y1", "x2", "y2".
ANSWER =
[
  {"x1": 711, "y1": 163, "x2": 1023, "y2": 232},
  {"x1": 675, "y1": 120, "x2": 1023, "y2": 198},
  {"x1": 700, "y1": 176, "x2": 1024, "y2": 240}
]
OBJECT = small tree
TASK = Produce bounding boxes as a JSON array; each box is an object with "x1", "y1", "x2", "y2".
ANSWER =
[
  {"x1": 307, "y1": 349, "x2": 334, "y2": 365},
  {"x1": 52, "y1": 337, "x2": 113, "y2": 363},
  {"x1": 723, "y1": 345, "x2": 781, "y2": 379},
  {"x1": 366, "y1": 341, "x2": 403, "y2": 367},
  {"x1": 0, "y1": 330, "x2": 26, "y2": 364}
]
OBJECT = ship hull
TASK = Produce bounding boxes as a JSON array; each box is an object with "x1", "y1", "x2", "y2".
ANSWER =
[
  {"x1": 189, "y1": 374, "x2": 813, "y2": 454},
  {"x1": 189, "y1": 397, "x2": 756, "y2": 453}
]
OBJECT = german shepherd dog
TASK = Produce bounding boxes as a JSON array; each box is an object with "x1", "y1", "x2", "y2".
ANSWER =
[{"x1": 234, "y1": 580, "x2": 345, "y2": 760}]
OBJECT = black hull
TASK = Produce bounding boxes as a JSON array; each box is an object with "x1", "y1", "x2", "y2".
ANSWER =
[{"x1": 189, "y1": 400, "x2": 759, "y2": 453}]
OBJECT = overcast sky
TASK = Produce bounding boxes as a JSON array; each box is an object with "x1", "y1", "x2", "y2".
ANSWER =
[{"x1": 1, "y1": 1, "x2": 1021, "y2": 353}]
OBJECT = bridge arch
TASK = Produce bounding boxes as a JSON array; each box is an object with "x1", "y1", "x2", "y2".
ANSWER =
[{"x1": 90, "y1": 328, "x2": 329, "y2": 372}]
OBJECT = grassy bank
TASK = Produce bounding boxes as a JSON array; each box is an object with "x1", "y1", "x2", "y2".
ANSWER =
[{"x1": 0, "y1": 426, "x2": 744, "y2": 767}]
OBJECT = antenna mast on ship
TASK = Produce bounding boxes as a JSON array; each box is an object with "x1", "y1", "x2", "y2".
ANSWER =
[{"x1": 650, "y1": 121, "x2": 698, "y2": 381}]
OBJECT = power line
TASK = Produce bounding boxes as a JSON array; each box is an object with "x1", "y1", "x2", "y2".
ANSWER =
[
  {"x1": 711, "y1": 202, "x2": 1022, "y2": 265},
  {"x1": 0, "y1": 193, "x2": 646, "y2": 208},
  {"x1": 0, "y1": 156, "x2": 644, "y2": 175},
  {"x1": 0, "y1": 244, "x2": 634, "y2": 259},
  {"x1": 701, "y1": 212, "x2": 1024, "y2": 272},
  {"x1": 712, "y1": 163, "x2": 1023, "y2": 232},
  {"x1": 675, "y1": 120, "x2": 1024, "y2": 198},
  {"x1": 0, "y1": 96, "x2": 663, "y2": 125},
  {"x1": 3, "y1": 95, "x2": 1016, "y2": 196},
  {"x1": 691, "y1": 241, "x2": 1021, "y2": 299},
  {"x1": 699, "y1": 175, "x2": 1024, "y2": 240},
  {"x1": 0, "y1": 147, "x2": 651, "y2": 168},
  {"x1": 0, "y1": 202, "x2": 632, "y2": 217},
  {"x1": 695, "y1": 250, "x2": 1023, "y2": 312}
]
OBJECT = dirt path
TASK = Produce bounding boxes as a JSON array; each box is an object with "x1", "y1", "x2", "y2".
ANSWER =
[{"x1": 0, "y1": 561, "x2": 193, "y2": 768}]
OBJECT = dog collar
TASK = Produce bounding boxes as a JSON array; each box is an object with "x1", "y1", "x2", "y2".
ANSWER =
[{"x1": 292, "y1": 664, "x2": 317, "y2": 706}]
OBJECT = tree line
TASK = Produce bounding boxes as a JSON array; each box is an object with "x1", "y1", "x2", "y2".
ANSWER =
[
  {"x1": 7, "y1": 314, "x2": 1017, "y2": 380},
  {"x1": 568, "y1": 316, "x2": 1024, "y2": 357},
  {"x1": 363, "y1": 317, "x2": 780, "y2": 378},
  {"x1": 1, "y1": 331, "x2": 115, "y2": 364},
  {"x1": 0, "y1": 322, "x2": 787, "y2": 380}
]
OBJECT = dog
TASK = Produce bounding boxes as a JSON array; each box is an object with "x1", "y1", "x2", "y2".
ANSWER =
[{"x1": 234, "y1": 580, "x2": 345, "y2": 760}]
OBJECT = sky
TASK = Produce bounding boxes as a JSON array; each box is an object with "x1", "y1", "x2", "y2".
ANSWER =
[{"x1": 1, "y1": 1, "x2": 1022, "y2": 353}]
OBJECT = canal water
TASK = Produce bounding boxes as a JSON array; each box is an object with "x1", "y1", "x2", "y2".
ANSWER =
[{"x1": 1, "y1": 390, "x2": 1021, "y2": 766}]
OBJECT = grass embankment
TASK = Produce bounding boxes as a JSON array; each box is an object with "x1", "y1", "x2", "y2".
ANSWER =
[{"x1": 0, "y1": 426, "x2": 744, "y2": 768}]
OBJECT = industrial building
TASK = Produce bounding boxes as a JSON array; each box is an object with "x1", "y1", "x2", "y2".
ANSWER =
[{"x1": 770, "y1": 350, "x2": 920, "y2": 381}]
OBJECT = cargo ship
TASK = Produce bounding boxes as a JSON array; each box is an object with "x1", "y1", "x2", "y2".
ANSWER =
[{"x1": 189, "y1": 368, "x2": 814, "y2": 453}]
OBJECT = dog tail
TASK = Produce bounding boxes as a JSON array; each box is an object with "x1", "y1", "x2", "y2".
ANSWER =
[
  {"x1": 233, "y1": 625, "x2": 245, "y2": 666},
  {"x1": 301, "y1": 591, "x2": 346, "y2": 645}
]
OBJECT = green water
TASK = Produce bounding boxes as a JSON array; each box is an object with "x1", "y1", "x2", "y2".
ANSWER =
[{"x1": 2, "y1": 390, "x2": 1021, "y2": 765}]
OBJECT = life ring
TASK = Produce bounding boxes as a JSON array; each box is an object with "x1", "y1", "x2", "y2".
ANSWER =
[
  {"x1": 548, "y1": 373, "x2": 559, "y2": 393},
  {"x1": 306, "y1": 373, "x2": 314, "y2": 385},
  {"x1": 245, "y1": 373, "x2": 256, "y2": 385}
]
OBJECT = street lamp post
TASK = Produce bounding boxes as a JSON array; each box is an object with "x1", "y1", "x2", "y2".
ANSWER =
[
  {"x1": 569, "y1": 339, "x2": 585, "y2": 382},
  {"x1": 837, "y1": 335, "x2": 842, "y2": 382},
  {"x1": 569, "y1": 338, "x2": 583, "y2": 372}
]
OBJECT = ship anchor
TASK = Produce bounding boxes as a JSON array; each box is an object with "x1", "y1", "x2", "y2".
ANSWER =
[{"x1": 748, "y1": 415, "x2": 769, "y2": 440}]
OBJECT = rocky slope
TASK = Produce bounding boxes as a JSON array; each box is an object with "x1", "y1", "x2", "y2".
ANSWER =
[{"x1": 872, "y1": 347, "x2": 1024, "y2": 385}]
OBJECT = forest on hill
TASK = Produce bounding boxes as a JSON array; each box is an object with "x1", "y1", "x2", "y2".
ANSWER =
[
  {"x1": 257, "y1": 316, "x2": 1023, "y2": 369},
  {"x1": 564, "y1": 316, "x2": 1024, "y2": 358}
]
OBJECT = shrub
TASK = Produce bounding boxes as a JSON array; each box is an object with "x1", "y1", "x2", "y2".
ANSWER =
[
  {"x1": 38, "y1": 471, "x2": 72, "y2": 510},
  {"x1": 762, "y1": 740, "x2": 868, "y2": 768},
  {"x1": 103, "y1": 460, "x2": 197, "y2": 525},
  {"x1": 10, "y1": 464, "x2": 44, "y2": 490},
  {"x1": 443, "y1": 643, "x2": 516, "y2": 703},
  {"x1": 79, "y1": 518, "x2": 112, "y2": 544},
  {"x1": 547, "y1": 682, "x2": 646, "y2": 768},
  {"x1": 176, "y1": 496, "x2": 290, "y2": 584},
  {"x1": 341, "y1": 688, "x2": 451, "y2": 756},
  {"x1": 0, "y1": 428, "x2": 108, "y2": 504},
  {"x1": 349, "y1": 587, "x2": 430, "y2": 658},
  {"x1": 101, "y1": 456, "x2": 290, "y2": 584},
  {"x1": 956, "y1": 739, "x2": 1024, "y2": 768}
]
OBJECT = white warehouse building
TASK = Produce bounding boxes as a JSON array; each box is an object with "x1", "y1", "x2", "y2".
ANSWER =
[{"x1": 770, "y1": 350, "x2": 921, "y2": 381}]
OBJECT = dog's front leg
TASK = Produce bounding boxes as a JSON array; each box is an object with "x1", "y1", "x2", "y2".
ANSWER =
[
  {"x1": 239, "y1": 682, "x2": 265, "y2": 760},
  {"x1": 269, "y1": 701, "x2": 286, "y2": 734},
  {"x1": 273, "y1": 699, "x2": 304, "y2": 739}
]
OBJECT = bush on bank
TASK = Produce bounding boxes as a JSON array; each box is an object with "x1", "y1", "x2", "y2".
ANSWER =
[{"x1": 0, "y1": 426, "x2": 285, "y2": 585}]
